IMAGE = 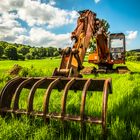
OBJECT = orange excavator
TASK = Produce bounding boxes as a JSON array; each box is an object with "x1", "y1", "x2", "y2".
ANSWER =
[
  {"x1": 0, "y1": 10, "x2": 113, "y2": 133},
  {"x1": 53, "y1": 10, "x2": 127, "y2": 76},
  {"x1": 88, "y1": 32, "x2": 127, "y2": 73}
]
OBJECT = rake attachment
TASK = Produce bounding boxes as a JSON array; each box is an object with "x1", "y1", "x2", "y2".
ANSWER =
[{"x1": 0, "y1": 77, "x2": 112, "y2": 132}]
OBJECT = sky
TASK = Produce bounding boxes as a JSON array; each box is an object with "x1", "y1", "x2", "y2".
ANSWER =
[{"x1": 0, "y1": 0, "x2": 139, "y2": 50}]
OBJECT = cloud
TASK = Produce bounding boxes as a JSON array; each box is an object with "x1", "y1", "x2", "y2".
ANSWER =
[
  {"x1": 0, "y1": 0, "x2": 77, "y2": 47},
  {"x1": 17, "y1": 0, "x2": 78, "y2": 28},
  {"x1": 0, "y1": 0, "x2": 78, "y2": 28},
  {"x1": 48, "y1": 0, "x2": 56, "y2": 6},
  {"x1": 0, "y1": 12, "x2": 26, "y2": 42},
  {"x1": 94, "y1": 0, "x2": 100, "y2": 4},
  {"x1": 126, "y1": 31, "x2": 138, "y2": 40},
  {"x1": 125, "y1": 31, "x2": 138, "y2": 50},
  {"x1": 0, "y1": 0, "x2": 24, "y2": 13},
  {"x1": 15, "y1": 27, "x2": 71, "y2": 48}
]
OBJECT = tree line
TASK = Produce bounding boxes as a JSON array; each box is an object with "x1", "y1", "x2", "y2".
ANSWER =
[
  {"x1": 0, "y1": 41, "x2": 60, "y2": 60},
  {"x1": 126, "y1": 51, "x2": 140, "y2": 61}
]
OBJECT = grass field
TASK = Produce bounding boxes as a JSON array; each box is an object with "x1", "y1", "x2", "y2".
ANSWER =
[{"x1": 0, "y1": 58, "x2": 140, "y2": 140}]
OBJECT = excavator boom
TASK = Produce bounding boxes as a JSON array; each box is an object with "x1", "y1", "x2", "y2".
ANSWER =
[{"x1": 53, "y1": 10, "x2": 108, "y2": 77}]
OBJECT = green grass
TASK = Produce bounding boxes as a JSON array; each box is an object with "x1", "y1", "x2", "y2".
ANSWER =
[
  {"x1": 0, "y1": 59, "x2": 140, "y2": 140},
  {"x1": 0, "y1": 58, "x2": 60, "y2": 76}
]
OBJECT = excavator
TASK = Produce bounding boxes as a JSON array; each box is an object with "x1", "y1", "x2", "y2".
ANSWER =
[
  {"x1": 88, "y1": 32, "x2": 127, "y2": 73},
  {"x1": 0, "y1": 10, "x2": 114, "y2": 133}
]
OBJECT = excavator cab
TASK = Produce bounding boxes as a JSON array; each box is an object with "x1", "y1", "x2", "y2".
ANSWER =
[
  {"x1": 109, "y1": 33, "x2": 125, "y2": 64},
  {"x1": 88, "y1": 32, "x2": 128, "y2": 73}
]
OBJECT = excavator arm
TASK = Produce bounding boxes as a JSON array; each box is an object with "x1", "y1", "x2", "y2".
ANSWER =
[{"x1": 53, "y1": 10, "x2": 109, "y2": 77}]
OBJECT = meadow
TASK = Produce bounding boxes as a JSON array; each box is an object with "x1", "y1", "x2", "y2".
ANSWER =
[{"x1": 0, "y1": 58, "x2": 140, "y2": 140}]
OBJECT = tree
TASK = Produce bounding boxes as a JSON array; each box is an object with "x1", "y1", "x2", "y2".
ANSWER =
[
  {"x1": 18, "y1": 53, "x2": 25, "y2": 60},
  {"x1": 0, "y1": 41, "x2": 8, "y2": 48},
  {"x1": 4, "y1": 45, "x2": 18, "y2": 60},
  {"x1": 25, "y1": 53, "x2": 33, "y2": 60},
  {"x1": 53, "y1": 50, "x2": 59, "y2": 56},
  {"x1": 37, "y1": 47, "x2": 46, "y2": 57},
  {"x1": 89, "y1": 37, "x2": 96, "y2": 53},
  {"x1": 0, "y1": 45, "x2": 4, "y2": 57},
  {"x1": 29, "y1": 48, "x2": 38, "y2": 58},
  {"x1": 46, "y1": 47, "x2": 57, "y2": 57},
  {"x1": 17, "y1": 46, "x2": 30, "y2": 55},
  {"x1": 101, "y1": 19, "x2": 110, "y2": 32}
]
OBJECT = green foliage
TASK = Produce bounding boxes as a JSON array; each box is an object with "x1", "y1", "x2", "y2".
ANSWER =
[
  {"x1": 18, "y1": 53, "x2": 25, "y2": 60},
  {"x1": 126, "y1": 51, "x2": 136, "y2": 57},
  {"x1": 25, "y1": 53, "x2": 33, "y2": 60},
  {"x1": 37, "y1": 47, "x2": 46, "y2": 57},
  {"x1": 126, "y1": 51, "x2": 140, "y2": 61},
  {"x1": 101, "y1": 19, "x2": 110, "y2": 32},
  {"x1": 127, "y1": 56, "x2": 140, "y2": 61},
  {"x1": 17, "y1": 46, "x2": 30, "y2": 55},
  {"x1": 53, "y1": 51, "x2": 59, "y2": 56},
  {"x1": 19, "y1": 65, "x2": 44, "y2": 77},
  {"x1": 46, "y1": 47, "x2": 57, "y2": 57},
  {"x1": 0, "y1": 45, "x2": 4, "y2": 57},
  {"x1": 89, "y1": 37, "x2": 96, "y2": 53},
  {"x1": 4, "y1": 45, "x2": 18, "y2": 60},
  {"x1": 29, "y1": 48, "x2": 38, "y2": 58},
  {"x1": 0, "y1": 41, "x2": 59, "y2": 60}
]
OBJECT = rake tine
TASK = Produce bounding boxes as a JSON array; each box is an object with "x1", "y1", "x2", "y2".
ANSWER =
[
  {"x1": 102, "y1": 78, "x2": 111, "y2": 133},
  {"x1": 80, "y1": 79, "x2": 92, "y2": 122},
  {"x1": 13, "y1": 78, "x2": 34, "y2": 111},
  {"x1": 43, "y1": 78, "x2": 60, "y2": 122},
  {"x1": 27, "y1": 78, "x2": 47, "y2": 114},
  {"x1": 0, "y1": 76, "x2": 112, "y2": 134},
  {"x1": 61, "y1": 78, "x2": 76, "y2": 118},
  {"x1": 80, "y1": 79, "x2": 92, "y2": 139},
  {"x1": 0, "y1": 77, "x2": 24, "y2": 116},
  {"x1": 0, "y1": 77, "x2": 21, "y2": 107}
]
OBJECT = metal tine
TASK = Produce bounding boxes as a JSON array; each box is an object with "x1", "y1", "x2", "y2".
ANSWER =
[
  {"x1": 0, "y1": 77, "x2": 20, "y2": 98},
  {"x1": 27, "y1": 78, "x2": 47, "y2": 114},
  {"x1": 0, "y1": 77, "x2": 21, "y2": 108},
  {"x1": 13, "y1": 78, "x2": 34, "y2": 111},
  {"x1": 61, "y1": 78, "x2": 76, "y2": 118},
  {"x1": 43, "y1": 78, "x2": 60, "y2": 122},
  {"x1": 102, "y1": 78, "x2": 111, "y2": 132},
  {"x1": 80, "y1": 79, "x2": 92, "y2": 121}
]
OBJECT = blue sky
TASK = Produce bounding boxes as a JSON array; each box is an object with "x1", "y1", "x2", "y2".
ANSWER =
[{"x1": 0, "y1": 0, "x2": 139, "y2": 50}]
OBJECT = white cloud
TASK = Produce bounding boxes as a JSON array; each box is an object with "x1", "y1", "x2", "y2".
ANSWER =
[
  {"x1": 15, "y1": 27, "x2": 71, "y2": 48},
  {"x1": 48, "y1": 0, "x2": 56, "y2": 6},
  {"x1": 17, "y1": 0, "x2": 78, "y2": 28},
  {"x1": 0, "y1": 0, "x2": 78, "y2": 28},
  {"x1": 0, "y1": 12, "x2": 26, "y2": 42},
  {"x1": 0, "y1": 0, "x2": 9, "y2": 13},
  {"x1": 125, "y1": 30, "x2": 138, "y2": 50},
  {"x1": 9, "y1": 0, "x2": 24, "y2": 9},
  {"x1": 94, "y1": 0, "x2": 100, "y2": 4},
  {"x1": 0, "y1": 0, "x2": 77, "y2": 47},
  {"x1": 0, "y1": 0, "x2": 24, "y2": 13},
  {"x1": 126, "y1": 31, "x2": 138, "y2": 40}
]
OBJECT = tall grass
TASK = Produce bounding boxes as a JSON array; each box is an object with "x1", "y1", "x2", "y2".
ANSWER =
[{"x1": 0, "y1": 59, "x2": 140, "y2": 139}]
